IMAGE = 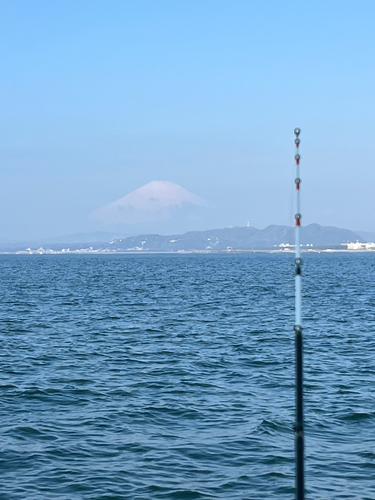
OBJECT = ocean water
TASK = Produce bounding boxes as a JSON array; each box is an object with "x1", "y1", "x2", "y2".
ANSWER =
[{"x1": 0, "y1": 253, "x2": 375, "y2": 500}]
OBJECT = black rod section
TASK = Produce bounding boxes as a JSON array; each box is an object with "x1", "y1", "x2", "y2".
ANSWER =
[{"x1": 294, "y1": 324, "x2": 304, "y2": 500}]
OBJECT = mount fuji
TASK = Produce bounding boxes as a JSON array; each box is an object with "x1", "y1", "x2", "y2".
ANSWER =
[{"x1": 92, "y1": 181, "x2": 209, "y2": 225}]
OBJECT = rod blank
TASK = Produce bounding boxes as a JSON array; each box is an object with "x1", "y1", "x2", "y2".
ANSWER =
[{"x1": 294, "y1": 128, "x2": 305, "y2": 500}]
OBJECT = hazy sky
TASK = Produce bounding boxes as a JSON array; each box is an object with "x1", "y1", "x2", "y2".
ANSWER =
[{"x1": 1, "y1": 0, "x2": 375, "y2": 240}]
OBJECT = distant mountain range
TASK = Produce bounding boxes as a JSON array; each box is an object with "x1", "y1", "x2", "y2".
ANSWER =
[
  {"x1": 105, "y1": 224, "x2": 364, "y2": 252},
  {"x1": 1, "y1": 223, "x2": 367, "y2": 253}
]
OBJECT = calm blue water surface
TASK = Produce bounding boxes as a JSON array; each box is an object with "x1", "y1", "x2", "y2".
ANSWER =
[{"x1": 0, "y1": 253, "x2": 375, "y2": 499}]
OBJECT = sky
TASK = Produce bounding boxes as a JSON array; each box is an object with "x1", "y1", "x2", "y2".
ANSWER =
[{"x1": 1, "y1": 0, "x2": 375, "y2": 241}]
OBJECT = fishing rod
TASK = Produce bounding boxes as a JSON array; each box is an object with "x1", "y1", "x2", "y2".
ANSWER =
[{"x1": 293, "y1": 127, "x2": 304, "y2": 500}]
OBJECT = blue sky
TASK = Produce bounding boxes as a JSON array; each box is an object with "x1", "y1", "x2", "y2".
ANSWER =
[{"x1": 1, "y1": 0, "x2": 374, "y2": 240}]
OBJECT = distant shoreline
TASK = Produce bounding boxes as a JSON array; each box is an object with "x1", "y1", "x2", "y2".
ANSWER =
[{"x1": 2, "y1": 248, "x2": 375, "y2": 256}]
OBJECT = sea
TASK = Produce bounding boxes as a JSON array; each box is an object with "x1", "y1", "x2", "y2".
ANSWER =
[{"x1": 0, "y1": 253, "x2": 375, "y2": 500}]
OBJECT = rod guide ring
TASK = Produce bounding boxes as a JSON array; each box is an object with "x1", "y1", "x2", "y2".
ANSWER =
[
  {"x1": 294, "y1": 128, "x2": 301, "y2": 136},
  {"x1": 295, "y1": 257, "x2": 302, "y2": 266},
  {"x1": 294, "y1": 325, "x2": 302, "y2": 333},
  {"x1": 294, "y1": 154, "x2": 301, "y2": 161},
  {"x1": 295, "y1": 177, "x2": 301, "y2": 184},
  {"x1": 293, "y1": 422, "x2": 304, "y2": 433},
  {"x1": 295, "y1": 213, "x2": 301, "y2": 220}
]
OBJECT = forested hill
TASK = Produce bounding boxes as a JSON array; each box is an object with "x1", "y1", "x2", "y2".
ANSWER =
[{"x1": 106, "y1": 224, "x2": 363, "y2": 252}]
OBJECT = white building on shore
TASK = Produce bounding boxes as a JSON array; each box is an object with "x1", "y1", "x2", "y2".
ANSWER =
[{"x1": 341, "y1": 241, "x2": 375, "y2": 250}]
